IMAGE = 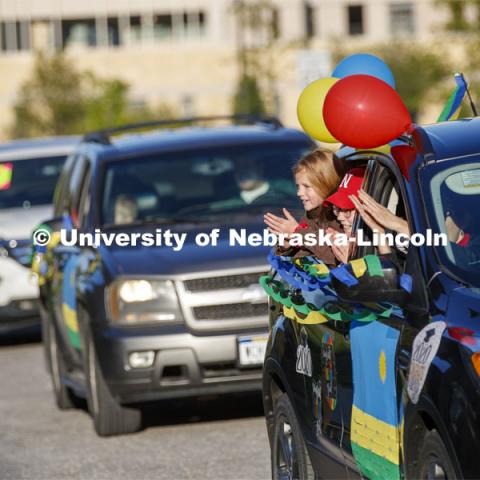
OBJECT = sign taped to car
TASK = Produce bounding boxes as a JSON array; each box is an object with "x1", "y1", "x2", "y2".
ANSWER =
[{"x1": 407, "y1": 321, "x2": 446, "y2": 404}]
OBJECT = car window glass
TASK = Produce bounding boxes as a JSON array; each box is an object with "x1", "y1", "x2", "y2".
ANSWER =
[
  {"x1": 0, "y1": 155, "x2": 67, "y2": 210},
  {"x1": 54, "y1": 154, "x2": 76, "y2": 216},
  {"x1": 100, "y1": 142, "x2": 312, "y2": 225},
  {"x1": 68, "y1": 156, "x2": 87, "y2": 224},
  {"x1": 78, "y1": 163, "x2": 91, "y2": 228}
]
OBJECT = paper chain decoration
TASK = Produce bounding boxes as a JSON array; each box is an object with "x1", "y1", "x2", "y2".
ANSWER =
[{"x1": 261, "y1": 252, "x2": 410, "y2": 324}]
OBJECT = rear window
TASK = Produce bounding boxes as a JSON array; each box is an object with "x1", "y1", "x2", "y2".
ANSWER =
[
  {"x1": 0, "y1": 155, "x2": 66, "y2": 209},
  {"x1": 100, "y1": 142, "x2": 312, "y2": 225}
]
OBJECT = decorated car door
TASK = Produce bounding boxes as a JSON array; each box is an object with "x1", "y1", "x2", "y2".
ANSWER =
[
  {"x1": 261, "y1": 254, "x2": 350, "y2": 473},
  {"x1": 261, "y1": 251, "x2": 411, "y2": 479}
]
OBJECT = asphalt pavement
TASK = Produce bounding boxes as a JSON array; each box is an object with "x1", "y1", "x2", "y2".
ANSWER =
[{"x1": 0, "y1": 334, "x2": 271, "y2": 480}]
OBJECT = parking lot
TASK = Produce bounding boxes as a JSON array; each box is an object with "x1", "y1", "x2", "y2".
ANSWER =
[{"x1": 0, "y1": 335, "x2": 270, "y2": 480}]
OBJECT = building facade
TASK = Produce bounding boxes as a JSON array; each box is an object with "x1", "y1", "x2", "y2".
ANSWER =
[{"x1": 0, "y1": 0, "x2": 448, "y2": 139}]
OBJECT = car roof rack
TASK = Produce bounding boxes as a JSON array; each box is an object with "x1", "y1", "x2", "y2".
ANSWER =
[{"x1": 82, "y1": 115, "x2": 283, "y2": 145}]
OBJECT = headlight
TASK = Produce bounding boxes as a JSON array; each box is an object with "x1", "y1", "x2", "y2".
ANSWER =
[
  {"x1": 119, "y1": 280, "x2": 156, "y2": 303},
  {"x1": 108, "y1": 279, "x2": 183, "y2": 324}
]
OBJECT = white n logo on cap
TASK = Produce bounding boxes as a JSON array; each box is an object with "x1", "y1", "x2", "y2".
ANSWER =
[{"x1": 340, "y1": 173, "x2": 353, "y2": 189}]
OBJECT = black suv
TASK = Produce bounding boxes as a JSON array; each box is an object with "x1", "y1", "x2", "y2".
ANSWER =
[
  {"x1": 263, "y1": 120, "x2": 480, "y2": 479},
  {"x1": 36, "y1": 116, "x2": 314, "y2": 436}
]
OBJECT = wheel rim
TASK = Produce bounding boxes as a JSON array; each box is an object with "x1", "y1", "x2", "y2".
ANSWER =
[
  {"x1": 426, "y1": 459, "x2": 447, "y2": 480},
  {"x1": 275, "y1": 414, "x2": 298, "y2": 480}
]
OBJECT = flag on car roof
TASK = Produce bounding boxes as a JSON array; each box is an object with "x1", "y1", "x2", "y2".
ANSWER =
[{"x1": 437, "y1": 73, "x2": 468, "y2": 122}]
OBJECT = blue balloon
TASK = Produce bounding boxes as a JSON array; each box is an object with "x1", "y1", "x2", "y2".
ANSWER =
[{"x1": 332, "y1": 53, "x2": 395, "y2": 89}]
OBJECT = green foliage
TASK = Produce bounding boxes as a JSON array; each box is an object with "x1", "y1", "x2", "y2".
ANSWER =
[
  {"x1": 373, "y1": 43, "x2": 451, "y2": 119},
  {"x1": 10, "y1": 52, "x2": 176, "y2": 139},
  {"x1": 232, "y1": 74, "x2": 266, "y2": 116},
  {"x1": 437, "y1": 0, "x2": 470, "y2": 31},
  {"x1": 231, "y1": 0, "x2": 277, "y2": 116}
]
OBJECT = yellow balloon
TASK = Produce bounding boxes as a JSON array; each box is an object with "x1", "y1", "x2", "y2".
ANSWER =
[
  {"x1": 297, "y1": 77, "x2": 339, "y2": 143},
  {"x1": 356, "y1": 144, "x2": 391, "y2": 154}
]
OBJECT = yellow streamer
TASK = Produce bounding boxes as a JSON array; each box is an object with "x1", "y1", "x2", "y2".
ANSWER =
[
  {"x1": 283, "y1": 305, "x2": 328, "y2": 325},
  {"x1": 311, "y1": 263, "x2": 330, "y2": 276},
  {"x1": 350, "y1": 258, "x2": 367, "y2": 278}
]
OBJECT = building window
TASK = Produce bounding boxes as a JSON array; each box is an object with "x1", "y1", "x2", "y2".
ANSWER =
[
  {"x1": 107, "y1": 17, "x2": 120, "y2": 46},
  {"x1": 180, "y1": 11, "x2": 207, "y2": 37},
  {"x1": 304, "y1": 2, "x2": 315, "y2": 38},
  {"x1": 62, "y1": 19, "x2": 96, "y2": 47},
  {"x1": 17, "y1": 21, "x2": 31, "y2": 50},
  {"x1": 130, "y1": 16, "x2": 142, "y2": 43},
  {"x1": 153, "y1": 14, "x2": 173, "y2": 39},
  {"x1": 390, "y1": 3, "x2": 415, "y2": 35},
  {"x1": 347, "y1": 5, "x2": 364, "y2": 35},
  {"x1": 199, "y1": 11, "x2": 206, "y2": 34},
  {"x1": 0, "y1": 21, "x2": 30, "y2": 52}
]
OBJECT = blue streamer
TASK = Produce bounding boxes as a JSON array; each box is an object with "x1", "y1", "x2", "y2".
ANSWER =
[
  {"x1": 330, "y1": 265, "x2": 359, "y2": 287},
  {"x1": 400, "y1": 273, "x2": 412, "y2": 293}
]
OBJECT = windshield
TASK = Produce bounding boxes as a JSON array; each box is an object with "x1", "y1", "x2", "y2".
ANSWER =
[
  {"x1": 0, "y1": 155, "x2": 66, "y2": 209},
  {"x1": 422, "y1": 159, "x2": 480, "y2": 287},
  {"x1": 100, "y1": 142, "x2": 312, "y2": 225}
]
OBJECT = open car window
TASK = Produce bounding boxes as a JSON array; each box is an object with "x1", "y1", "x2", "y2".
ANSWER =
[{"x1": 350, "y1": 161, "x2": 408, "y2": 262}]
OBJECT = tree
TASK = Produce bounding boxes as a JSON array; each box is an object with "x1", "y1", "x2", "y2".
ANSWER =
[
  {"x1": 437, "y1": 0, "x2": 471, "y2": 31},
  {"x1": 11, "y1": 52, "x2": 85, "y2": 137},
  {"x1": 10, "y1": 52, "x2": 177, "y2": 139},
  {"x1": 232, "y1": 74, "x2": 266, "y2": 116},
  {"x1": 231, "y1": 0, "x2": 277, "y2": 116}
]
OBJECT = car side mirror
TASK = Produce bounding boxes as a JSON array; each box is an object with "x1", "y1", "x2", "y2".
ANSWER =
[{"x1": 330, "y1": 257, "x2": 409, "y2": 308}]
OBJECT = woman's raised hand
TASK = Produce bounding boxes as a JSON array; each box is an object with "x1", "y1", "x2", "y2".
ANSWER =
[
  {"x1": 356, "y1": 190, "x2": 410, "y2": 235},
  {"x1": 349, "y1": 194, "x2": 385, "y2": 233},
  {"x1": 264, "y1": 209, "x2": 299, "y2": 236}
]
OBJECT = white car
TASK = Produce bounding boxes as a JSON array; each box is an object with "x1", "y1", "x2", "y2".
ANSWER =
[{"x1": 0, "y1": 136, "x2": 78, "y2": 335}]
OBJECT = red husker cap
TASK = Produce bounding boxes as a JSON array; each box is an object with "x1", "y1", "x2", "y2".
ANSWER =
[{"x1": 323, "y1": 167, "x2": 366, "y2": 210}]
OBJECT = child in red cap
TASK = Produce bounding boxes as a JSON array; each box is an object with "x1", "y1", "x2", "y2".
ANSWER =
[{"x1": 323, "y1": 167, "x2": 365, "y2": 263}]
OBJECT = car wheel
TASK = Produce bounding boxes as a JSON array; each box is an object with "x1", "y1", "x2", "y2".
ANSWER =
[
  {"x1": 44, "y1": 319, "x2": 75, "y2": 410},
  {"x1": 85, "y1": 333, "x2": 142, "y2": 437},
  {"x1": 271, "y1": 393, "x2": 314, "y2": 480},
  {"x1": 415, "y1": 429, "x2": 457, "y2": 480}
]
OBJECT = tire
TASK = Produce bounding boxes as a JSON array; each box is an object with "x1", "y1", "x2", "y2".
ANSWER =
[
  {"x1": 85, "y1": 333, "x2": 142, "y2": 437},
  {"x1": 271, "y1": 393, "x2": 314, "y2": 480},
  {"x1": 415, "y1": 429, "x2": 458, "y2": 480},
  {"x1": 44, "y1": 319, "x2": 75, "y2": 410}
]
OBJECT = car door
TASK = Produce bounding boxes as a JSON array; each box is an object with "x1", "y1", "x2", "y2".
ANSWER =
[
  {"x1": 51, "y1": 155, "x2": 90, "y2": 363},
  {"x1": 300, "y1": 160, "x2": 375, "y2": 476},
  {"x1": 271, "y1": 265, "x2": 350, "y2": 478},
  {"x1": 333, "y1": 161, "x2": 430, "y2": 479}
]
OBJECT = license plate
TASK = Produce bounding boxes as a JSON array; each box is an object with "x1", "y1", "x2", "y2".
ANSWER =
[{"x1": 237, "y1": 335, "x2": 268, "y2": 366}]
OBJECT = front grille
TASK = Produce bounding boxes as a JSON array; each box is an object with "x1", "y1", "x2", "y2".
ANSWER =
[
  {"x1": 184, "y1": 272, "x2": 266, "y2": 292},
  {"x1": 193, "y1": 302, "x2": 268, "y2": 320}
]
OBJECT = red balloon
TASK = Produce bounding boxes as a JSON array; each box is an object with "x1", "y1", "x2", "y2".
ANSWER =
[{"x1": 323, "y1": 75, "x2": 412, "y2": 149}]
